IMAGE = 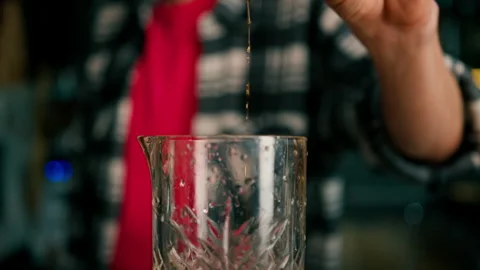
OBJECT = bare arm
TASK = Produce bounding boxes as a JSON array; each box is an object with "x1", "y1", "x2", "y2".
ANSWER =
[
  {"x1": 326, "y1": 0, "x2": 464, "y2": 163},
  {"x1": 371, "y1": 35, "x2": 463, "y2": 162}
]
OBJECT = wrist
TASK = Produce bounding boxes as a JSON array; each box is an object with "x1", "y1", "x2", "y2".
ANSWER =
[{"x1": 368, "y1": 33, "x2": 443, "y2": 72}]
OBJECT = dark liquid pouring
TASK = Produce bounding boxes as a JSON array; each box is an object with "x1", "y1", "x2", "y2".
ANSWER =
[{"x1": 245, "y1": 0, "x2": 252, "y2": 121}]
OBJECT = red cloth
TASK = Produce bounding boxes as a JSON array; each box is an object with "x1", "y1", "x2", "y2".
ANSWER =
[{"x1": 111, "y1": 1, "x2": 215, "y2": 269}]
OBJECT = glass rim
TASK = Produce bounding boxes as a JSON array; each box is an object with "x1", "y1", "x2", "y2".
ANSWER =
[{"x1": 138, "y1": 135, "x2": 307, "y2": 141}]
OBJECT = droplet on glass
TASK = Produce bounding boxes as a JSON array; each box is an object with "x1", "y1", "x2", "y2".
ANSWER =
[
  {"x1": 293, "y1": 150, "x2": 299, "y2": 157},
  {"x1": 229, "y1": 146, "x2": 238, "y2": 156},
  {"x1": 241, "y1": 154, "x2": 248, "y2": 161},
  {"x1": 160, "y1": 215, "x2": 164, "y2": 222},
  {"x1": 282, "y1": 175, "x2": 287, "y2": 182},
  {"x1": 202, "y1": 208, "x2": 208, "y2": 214},
  {"x1": 179, "y1": 179, "x2": 185, "y2": 187},
  {"x1": 209, "y1": 201, "x2": 216, "y2": 208},
  {"x1": 291, "y1": 199, "x2": 295, "y2": 205}
]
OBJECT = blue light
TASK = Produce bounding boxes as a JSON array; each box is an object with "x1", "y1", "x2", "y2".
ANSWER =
[
  {"x1": 59, "y1": 160, "x2": 73, "y2": 180},
  {"x1": 44, "y1": 160, "x2": 73, "y2": 182}
]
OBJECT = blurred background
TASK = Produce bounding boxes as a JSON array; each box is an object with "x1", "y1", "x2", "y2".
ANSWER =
[{"x1": 0, "y1": 0, "x2": 480, "y2": 269}]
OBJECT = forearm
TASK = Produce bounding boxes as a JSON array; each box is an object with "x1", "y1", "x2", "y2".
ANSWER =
[{"x1": 371, "y1": 37, "x2": 464, "y2": 162}]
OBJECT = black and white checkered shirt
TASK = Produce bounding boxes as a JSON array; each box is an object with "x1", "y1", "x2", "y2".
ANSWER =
[{"x1": 47, "y1": 0, "x2": 480, "y2": 268}]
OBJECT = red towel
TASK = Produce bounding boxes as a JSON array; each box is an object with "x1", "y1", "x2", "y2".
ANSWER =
[{"x1": 111, "y1": 1, "x2": 215, "y2": 269}]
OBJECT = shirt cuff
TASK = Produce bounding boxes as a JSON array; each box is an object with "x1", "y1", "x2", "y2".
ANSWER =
[{"x1": 359, "y1": 56, "x2": 480, "y2": 185}]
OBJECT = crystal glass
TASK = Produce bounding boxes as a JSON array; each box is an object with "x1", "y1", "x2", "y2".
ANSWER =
[{"x1": 139, "y1": 135, "x2": 307, "y2": 270}]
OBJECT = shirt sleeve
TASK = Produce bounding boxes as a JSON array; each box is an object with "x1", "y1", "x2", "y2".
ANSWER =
[{"x1": 315, "y1": 4, "x2": 480, "y2": 185}]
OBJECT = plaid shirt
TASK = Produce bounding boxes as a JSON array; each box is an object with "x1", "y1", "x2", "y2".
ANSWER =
[{"x1": 48, "y1": 0, "x2": 480, "y2": 269}]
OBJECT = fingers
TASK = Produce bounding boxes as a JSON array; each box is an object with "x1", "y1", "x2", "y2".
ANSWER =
[{"x1": 325, "y1": 0, "x2": 378, "y2": 22}]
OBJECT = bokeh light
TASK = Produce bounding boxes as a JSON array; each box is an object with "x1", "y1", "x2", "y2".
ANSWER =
[
  {"x1": 44, "y1": 160, "x2": 73, "y2": 182},
  {"x1": 404, "y1": 202, "x2": 424, "y2": 226}
]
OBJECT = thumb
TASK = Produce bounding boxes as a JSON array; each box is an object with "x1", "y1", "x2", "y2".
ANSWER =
[{"x1": 325, "y1": 0, "x2": 374, "y2": 22}]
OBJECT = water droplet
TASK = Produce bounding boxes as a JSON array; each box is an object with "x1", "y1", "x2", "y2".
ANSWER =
[
  {"x1": 282, "y1": 175, "x2": 287, "y2": 182},
  {"x1": 160, "y1": 215, "x2": 164, "y2": 222},
  {"x1": 291, "y1": 199, "x2": 295, "y2": 205},
  {"x1": 179, "y1": 179, "x2": 185, "y2": 187},
  {"x1": 218, "y1": 157, "x2": 222, "y2": 162},
  {"x1": 229, "y1": 146, "x2": 238, "y2": 156},
  {"x1": 203, "y1": 208, "x2": 208, "y2": 214},
  {"x1": 241, "y1": 154, "x2": 248, "y2": 160},
  {"x1": 293, "y1": 150, "x2": 299, "y2": 157},
  {"x1": 208, "y1": 201, "x2": 216, "y2": 208}
]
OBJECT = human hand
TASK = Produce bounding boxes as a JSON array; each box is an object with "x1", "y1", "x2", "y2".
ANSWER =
[{"x1": 325, "y1": 0, "x2": 439, "y2": 51}]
